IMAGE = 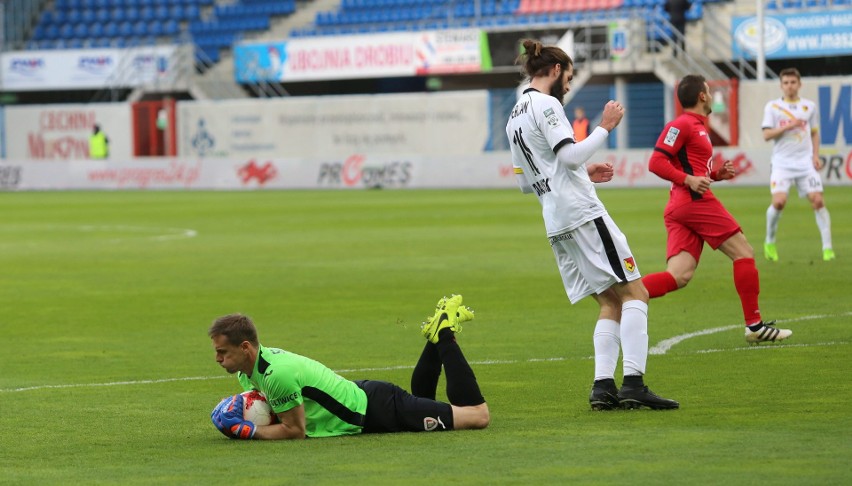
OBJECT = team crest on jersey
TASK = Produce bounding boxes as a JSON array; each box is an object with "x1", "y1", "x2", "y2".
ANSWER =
[
  {"x1": 664, "y1": 127, "x2": 680, "y2": 146},
  {"x1": 543, "y1": 108, "x2": 560, "y2": 127},
  {"x1": 423, "y1": 416, "x2": 446, "y2": 431},
  {"x1": 623, "y1": 257, "x2": 636, "y2": 273}
]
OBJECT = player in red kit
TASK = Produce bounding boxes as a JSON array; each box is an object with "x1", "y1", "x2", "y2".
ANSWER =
[{"x1": 640, "y1": 75, "x2": 792, "y2": 345}]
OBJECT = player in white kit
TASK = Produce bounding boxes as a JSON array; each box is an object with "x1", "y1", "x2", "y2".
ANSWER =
[
  {"x1": 761, "y1": 67, "x2": 834, "y2": 262},
  {"x1": 506, "y1": 39, "x2": 677, "y2": 411}
]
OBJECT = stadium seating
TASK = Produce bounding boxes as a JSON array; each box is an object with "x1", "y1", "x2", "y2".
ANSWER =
[{"x1": 26, "y1": 0, "x2": 298, "y2": 66}]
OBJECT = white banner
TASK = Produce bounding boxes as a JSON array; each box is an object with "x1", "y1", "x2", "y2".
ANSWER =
[
  {"x1": 234, "y1": 29, "x2": 490, "y2": 83},
  {"x1": 1, "y1": 46, "x2": 179, "y2": 91},
  {"x1": 738, "y1": 76, "x2": 851, "y2": 149},
  {"x1": 177, "y1": 91, "x2": 490, "y2": 159},
  {"x1": 4, "y1": 103, "x2": 133, "y2": 160},
  {"x1": 2, "y1": 147, "x2": 850, "y2": 191}
]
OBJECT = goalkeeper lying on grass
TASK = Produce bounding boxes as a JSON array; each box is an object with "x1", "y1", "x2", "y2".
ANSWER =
[{"x1": 209, "y1": 294, "x2": 489, "y2": 440}]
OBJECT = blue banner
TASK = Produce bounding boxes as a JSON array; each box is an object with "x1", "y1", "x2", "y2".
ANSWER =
[
  {"x1": 233, "y1": 42, "x2": 287, "y2": 83},
  {"x1": 732, "y1": 9, "x2": 852, "y2": 60}
]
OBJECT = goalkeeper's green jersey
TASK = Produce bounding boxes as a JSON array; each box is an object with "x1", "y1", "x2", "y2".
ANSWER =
[{"x1": 237, "y1": 344, "x2": 367, "y2": 437}]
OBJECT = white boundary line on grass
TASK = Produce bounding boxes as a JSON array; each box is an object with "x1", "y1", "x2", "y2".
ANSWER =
[
  {"x1": 1, "y1": 224, "x2": 198, "y2": 242},
  {"x1": 649, "y1": 311, "x2": 852, "y2": 355},
  {"x1": 2, "y1": 313, "x2": 849, "y2": 394}
]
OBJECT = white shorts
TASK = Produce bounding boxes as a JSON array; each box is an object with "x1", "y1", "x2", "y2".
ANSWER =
[
  {"x1": 770, "y1": 167, "x2": 824, "y2": 197},
  {"x1": 549, "y1": 214, "x2": 642, "y2": 304}
]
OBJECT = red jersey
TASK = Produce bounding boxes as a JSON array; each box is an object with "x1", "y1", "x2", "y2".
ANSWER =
[{"x1": 648, "y1": 112, "x2": 717, "y2": 210}]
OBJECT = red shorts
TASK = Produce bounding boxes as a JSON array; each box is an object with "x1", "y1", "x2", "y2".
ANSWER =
[{"x1": 664, "y1": 197, "x2": 742, "y2": 262}]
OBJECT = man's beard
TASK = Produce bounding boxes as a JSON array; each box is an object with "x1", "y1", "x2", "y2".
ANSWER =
[{"x1": 550, "y1": 78, "x2": 567, "y2": 104}]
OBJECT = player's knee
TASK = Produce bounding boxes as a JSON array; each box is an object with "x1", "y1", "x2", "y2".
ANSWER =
[{"x1": 673, "y1": 270, "x2": 694, "y2": 288}]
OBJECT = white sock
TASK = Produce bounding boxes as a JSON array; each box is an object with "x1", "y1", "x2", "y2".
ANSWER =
[
  {"x1": 766, "y1": 205, "x2": 781, "y2": 244},
  {"x1": 593, "y1": 319, "x2": 621, "y2": 381},
  {"x1": 620, "y1": 300, "x2": 649, "y2": 377},
  {"x1": 814, "y1": 207, "x2": 833, "y2": 250}
]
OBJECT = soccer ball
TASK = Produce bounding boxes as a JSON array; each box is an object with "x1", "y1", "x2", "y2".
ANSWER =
[{"x1": 241, "y1": 390, "x2": 277, "y2": 426}]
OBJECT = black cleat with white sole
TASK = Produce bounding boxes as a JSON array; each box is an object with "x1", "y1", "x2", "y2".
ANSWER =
[{"x1": 618, "y1": 385, "x2": 680, "y2": 410}]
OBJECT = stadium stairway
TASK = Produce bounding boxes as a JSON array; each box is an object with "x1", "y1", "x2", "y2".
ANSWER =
[{"x1": 194, "y1": 0, "x2": 341, "y2": 98}]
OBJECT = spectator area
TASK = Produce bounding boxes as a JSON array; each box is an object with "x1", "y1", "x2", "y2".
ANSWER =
[
  {"x1": 21, "y1": 0, "x2": 850, "y2": 64},
  {"x1": 296, "y1": 0, "x2": 718, "y2": 37},
  {"x1": 26, "y1": 0, "x2": 296, "y2": 63}
]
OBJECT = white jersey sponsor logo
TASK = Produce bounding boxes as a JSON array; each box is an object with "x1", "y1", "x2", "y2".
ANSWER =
[{"x1": 664, "y1": 126, "x2": 680, "y2": 147}]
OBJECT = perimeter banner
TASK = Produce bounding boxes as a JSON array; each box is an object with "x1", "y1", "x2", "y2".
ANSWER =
[
  {"x1": 3, "y1": 147, "x2": 851, "y2": 191},
  {"x1": 177, "y1": 91, "x2": 490, "y2": 158},
  {"x1": 3, "y1": 103, "x2": 133, "y2": 160},
  {"x1": 233, "y1": 29, "x2": 492, "y2": 83},
  {"x1": 732, "y1": 9, "x2": 852, "y2": 60},
  {"x1": 0, "y1": 46, "x2": 179, "y2": 91}
]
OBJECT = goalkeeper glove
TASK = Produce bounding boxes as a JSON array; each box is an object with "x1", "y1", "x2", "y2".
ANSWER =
[{"x1": 211, "y1": 394, "x2": 257, "y2": 439}]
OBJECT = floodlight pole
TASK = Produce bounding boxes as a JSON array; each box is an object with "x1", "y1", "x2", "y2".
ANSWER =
[{"x1": 756, "y1": 0, "x2": 766, "y2": 81}]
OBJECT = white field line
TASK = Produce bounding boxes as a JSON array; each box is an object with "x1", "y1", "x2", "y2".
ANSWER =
[
  {"x1": 79, "y1": 225, "x2": 198, "y2": 242},
  {"x1": 649, "y1": 311, "x2": 852, "y2": 355},
  {"x1": 3, "y1": 224, "x2": 198, "y2": 242},
  {"x1": 2, "y1": 341, "x2": 848, "y2": 394}
]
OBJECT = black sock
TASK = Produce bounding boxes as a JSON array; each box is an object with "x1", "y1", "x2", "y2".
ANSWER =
[
  {"x1": 747, "y1": 322, "x2": 764, "y2": 331},
  {"x1": 410, "y1": 342, "x2": 441, "y2": 400},
  {"x1": 623, "y1": 374, "x2": 644, "y2": 387},
  {"x1": 436, "y1": 328, "x2": 484, "y2": 406},
  {"x1": 594, "y1": 378, "x2": 616, "y2": 389}
]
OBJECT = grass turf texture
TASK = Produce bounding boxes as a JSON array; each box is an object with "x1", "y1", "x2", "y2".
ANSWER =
[{"x1": 1, "y1": 186, "x2": 849, "y2": 484}]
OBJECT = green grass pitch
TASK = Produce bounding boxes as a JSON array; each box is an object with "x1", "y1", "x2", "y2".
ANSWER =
[{"x1": 1, "y1": 186, "x2": 849, "y2": 484}]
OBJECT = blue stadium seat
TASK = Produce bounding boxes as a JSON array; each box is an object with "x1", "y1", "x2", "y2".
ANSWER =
[
  {"x1": 40, "y1": 11, "x2": 54, "y2": 25},
  {"x1": 91, "y1": 37, "x2": 112, "y2": 48},
  {"x1": 118, "y1": 21, "x2": 133, "y2": 37},
  {"x1": 140, "y1": 7, "x2": 154, "y2": 20},
  {"x1": 89, "y1": 23, "x2": 104, "y2": 38},
  {"x1": 169, "y1": 4, "x2": 185, "y2": 19},
  {"x1": 103, "y1": 22, "x2": 118, "y2": 37},
  {"x1": 133, "y1": 20, "x2": 148, "y2": 36},
  {"x1": 73, "y1": 23, "x2": 88, "y2": 39},
  {"x1": 155, "y1": 5, "x2": 170, "y2": 20},
  {"x1": 80, "y1": 9, "x2": 95, "y2": 23},
  {"x1": 65, "y1": 9, "x2": 81, "y2": 23},
  {"x1": 163, "y1": 19, "x2": 179, "y2": 35},
  {"x1": 185, "y1": 5, "x2": 200, "y2": 19},
  {"x1": 149, "y1": 21, "x2": 163, "y2": 36},
  {"x1": 111, "y1": 8, "x2": 126, "y2": 22},
  {"x1": 44, "y1": 24, "x2": 59, "y2": 40}
]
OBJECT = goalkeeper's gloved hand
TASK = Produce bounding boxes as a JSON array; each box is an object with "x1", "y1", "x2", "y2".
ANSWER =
[{"x1": 211, "y1": 394, "x2": 257, "y2": 439}]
